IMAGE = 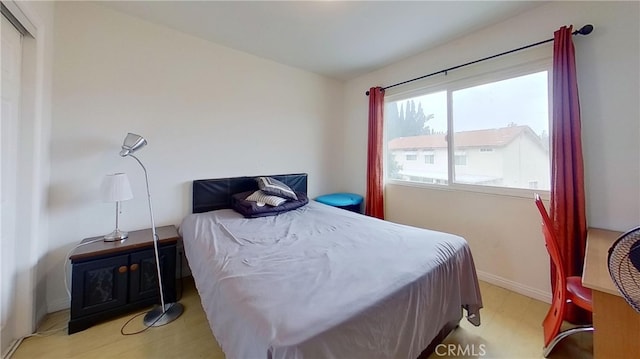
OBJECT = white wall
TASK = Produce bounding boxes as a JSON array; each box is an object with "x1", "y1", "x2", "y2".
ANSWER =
[
  {"x1": 343, "y1": 1, "x2": 640, "y2": 301},
  {"x1": 46, "y1": 2, "x2": 344, "y2": 311}
]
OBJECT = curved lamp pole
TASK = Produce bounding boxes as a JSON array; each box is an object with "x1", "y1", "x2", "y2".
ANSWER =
[{"x1": 119, "y1": 133, "x2": 183, "y2": 326}]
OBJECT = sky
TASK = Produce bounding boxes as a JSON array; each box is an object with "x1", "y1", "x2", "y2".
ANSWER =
[{"x1": 390, "y1": 71, "x2": 549, "y2": 136}]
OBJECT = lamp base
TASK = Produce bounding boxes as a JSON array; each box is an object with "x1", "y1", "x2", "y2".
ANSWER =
[
  {"x1": 104, "y1": 229, "x2": 128, "y2": 242},
  {"x1": 143, "y1": 302, "x2": 184, "y2": 327}
]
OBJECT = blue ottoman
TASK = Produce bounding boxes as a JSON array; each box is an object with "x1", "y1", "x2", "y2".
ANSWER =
[{"x1": 315, "y1": 193, "x2": 363, "y2": 213}]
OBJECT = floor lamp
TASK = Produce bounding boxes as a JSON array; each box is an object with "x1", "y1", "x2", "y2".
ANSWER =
[{"x1": 119, "y1": 133, "x2": 183, "y2": 326}]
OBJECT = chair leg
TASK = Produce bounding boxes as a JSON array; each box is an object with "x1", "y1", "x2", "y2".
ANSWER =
[{"x1": 543, "y1": 326, "x2": 594, "y2": 358}]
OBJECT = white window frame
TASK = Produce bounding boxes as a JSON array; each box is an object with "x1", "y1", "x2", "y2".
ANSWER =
[{"x1": 384, "y1": 54, "x2": 552, "y2": 199}]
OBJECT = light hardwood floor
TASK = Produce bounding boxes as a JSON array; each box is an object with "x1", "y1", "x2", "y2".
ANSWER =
[{"x1": 12, "y1": 278, "x2": 592, "y2": 359}]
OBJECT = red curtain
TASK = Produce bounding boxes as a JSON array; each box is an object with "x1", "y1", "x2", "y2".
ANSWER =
[
  {"x1": 550, "y1": 26, "x2": 589, "y2": 324},
  {"x1": 365, "y1": 87, "x2": 385, "y2": 219}
]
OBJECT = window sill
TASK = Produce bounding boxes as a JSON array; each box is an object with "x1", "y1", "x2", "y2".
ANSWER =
[{"x1": 385, "y1": 179, "x2": 550, "y2": 201}]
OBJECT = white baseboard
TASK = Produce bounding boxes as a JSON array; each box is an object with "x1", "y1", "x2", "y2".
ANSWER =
[
  {"x1": 1, "y1": 338, "x2": 22, "y2": 359},
  {"x1": 35, "y1": 302, "x2": 48, "y2": 329},
  {"x1": 47, "y1": 298, "x2": 70, "y2": 313},
  {"x1": 477, "y1": 270, "x2": 552, "y2": 304}
]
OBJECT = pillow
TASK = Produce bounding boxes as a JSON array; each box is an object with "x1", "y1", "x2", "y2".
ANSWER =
[
  {"x1": 257, "y1": 177, "x2": 298, "y2": 200},
  {"x1": 245, "y1": 190, "x2": 287, "y2": 207},
  {"x1": 232, "y1": 191, "x2": 309, "y2": 218}
]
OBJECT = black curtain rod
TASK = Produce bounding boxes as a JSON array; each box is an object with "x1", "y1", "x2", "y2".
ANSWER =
[{"x1": 365, "y1": 24, "x2": 594, "y2": 96}]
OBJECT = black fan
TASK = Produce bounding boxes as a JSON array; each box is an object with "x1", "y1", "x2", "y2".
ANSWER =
[{"x1": 608, "y1": 226, "x2": 640, "y2": 313}]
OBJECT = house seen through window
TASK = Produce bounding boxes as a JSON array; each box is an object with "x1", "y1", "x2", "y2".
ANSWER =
[{"x1": 385, "y1": 68, "x2": 550, "y2": 193}]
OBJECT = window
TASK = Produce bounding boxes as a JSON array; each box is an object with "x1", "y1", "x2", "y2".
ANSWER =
[
  {"x1": 454, "y1": 152, "x2": 467, "y2": 166},
  {"x1": 385, "y1": 61, "x2": 551, "y2": 194},
  {"x1": 386, "y1": 91, "x2": 447, "y2": 182},
  {"x1": 405, "y1": 154, "x2": 417, "y2": 161},
  {"x1": 424, "y1": 154, "x2": 435, "y2": 164}
]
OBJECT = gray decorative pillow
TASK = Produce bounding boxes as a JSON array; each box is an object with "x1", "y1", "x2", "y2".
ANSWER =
[
  {"x1": 257, "y1": 177, "x2": 298, "y2": 200},
  {"x1": 245, "y1": 190, "x2": 286, "y2": 207}
]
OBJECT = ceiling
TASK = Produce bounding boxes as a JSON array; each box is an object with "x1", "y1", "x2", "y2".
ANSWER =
[{"x1": 98, "y1": 1, "x2": 544, "y2": 81}]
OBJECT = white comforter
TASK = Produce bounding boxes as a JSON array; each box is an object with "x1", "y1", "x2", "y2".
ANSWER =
[{"x1": 180, "y1": 201, "x2": 482, "y2": 359}]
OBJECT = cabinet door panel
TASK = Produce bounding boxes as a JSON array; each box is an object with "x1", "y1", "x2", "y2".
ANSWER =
[
  {"x1": 71, "y1": 255, "x2": 128, "y2": 318},
  {"x1": 129, "y1": 246, "x2": 176, "y2": 303}
]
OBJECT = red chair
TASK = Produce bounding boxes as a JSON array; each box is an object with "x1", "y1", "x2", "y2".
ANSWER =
[{"x1": 534, "y1": 194, "x2": 593, "y2": 357}]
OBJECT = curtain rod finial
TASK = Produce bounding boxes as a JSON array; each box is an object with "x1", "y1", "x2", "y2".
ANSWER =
[
  {"x1": 365, "y1": 90, "x2": 370, "y2": 96},
  {"x1": 578, "y1": 24, "x2": 593, "y2": 35}
]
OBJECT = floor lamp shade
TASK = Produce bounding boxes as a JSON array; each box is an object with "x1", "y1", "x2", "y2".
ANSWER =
[
  {"x1": 120, "y1": 133, "x2": 147, "y2": 157},
  {"x1": 101, "y1": 173, "x2": 133, "y2": 241}
]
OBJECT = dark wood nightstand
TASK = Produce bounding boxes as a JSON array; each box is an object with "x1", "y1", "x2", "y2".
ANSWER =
[{"x1": 68, "y1": 225, "x2": 179, "y2": 334}]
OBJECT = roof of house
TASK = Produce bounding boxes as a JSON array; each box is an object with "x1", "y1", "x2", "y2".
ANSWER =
[{"x1": 388, "y1": 125, "x2": 543, "y2": 150}]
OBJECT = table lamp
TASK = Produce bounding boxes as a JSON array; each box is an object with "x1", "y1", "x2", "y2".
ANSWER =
[{"x1": 100, "y1": 173, "x2": 133, "y2": 241}]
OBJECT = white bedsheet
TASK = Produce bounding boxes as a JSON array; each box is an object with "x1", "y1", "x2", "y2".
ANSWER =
[{"x1": 180, "y1": 201, "x2": 482, "y2": 359}]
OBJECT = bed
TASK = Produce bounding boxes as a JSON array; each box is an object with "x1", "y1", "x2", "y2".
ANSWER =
[{"x1": 180, "y1": 173, "x2": 482, "y2": 359}]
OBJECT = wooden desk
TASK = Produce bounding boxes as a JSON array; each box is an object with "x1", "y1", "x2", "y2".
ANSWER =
[{"x1": 582, "y1": 228, "x2": 640, "y2": 358}]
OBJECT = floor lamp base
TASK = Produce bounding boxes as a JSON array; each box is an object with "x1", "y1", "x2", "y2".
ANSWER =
[{"x1": 143, "y1": 302, "x2": 184, "y2": 327}]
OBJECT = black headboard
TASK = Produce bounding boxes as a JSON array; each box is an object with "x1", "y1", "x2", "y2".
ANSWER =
[{"x1": 192, "y1": 173, "x2": 308, "y2": 213}]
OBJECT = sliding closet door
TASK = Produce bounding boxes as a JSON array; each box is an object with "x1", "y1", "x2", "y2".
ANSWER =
[{"x1": 1, "y1": 13, "x2": 23, "y2": 355}]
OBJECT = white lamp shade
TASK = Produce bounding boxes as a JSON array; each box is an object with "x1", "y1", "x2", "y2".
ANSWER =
[{"x1": 100, "y1": 173, "x2": 133, "y2": 202}]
